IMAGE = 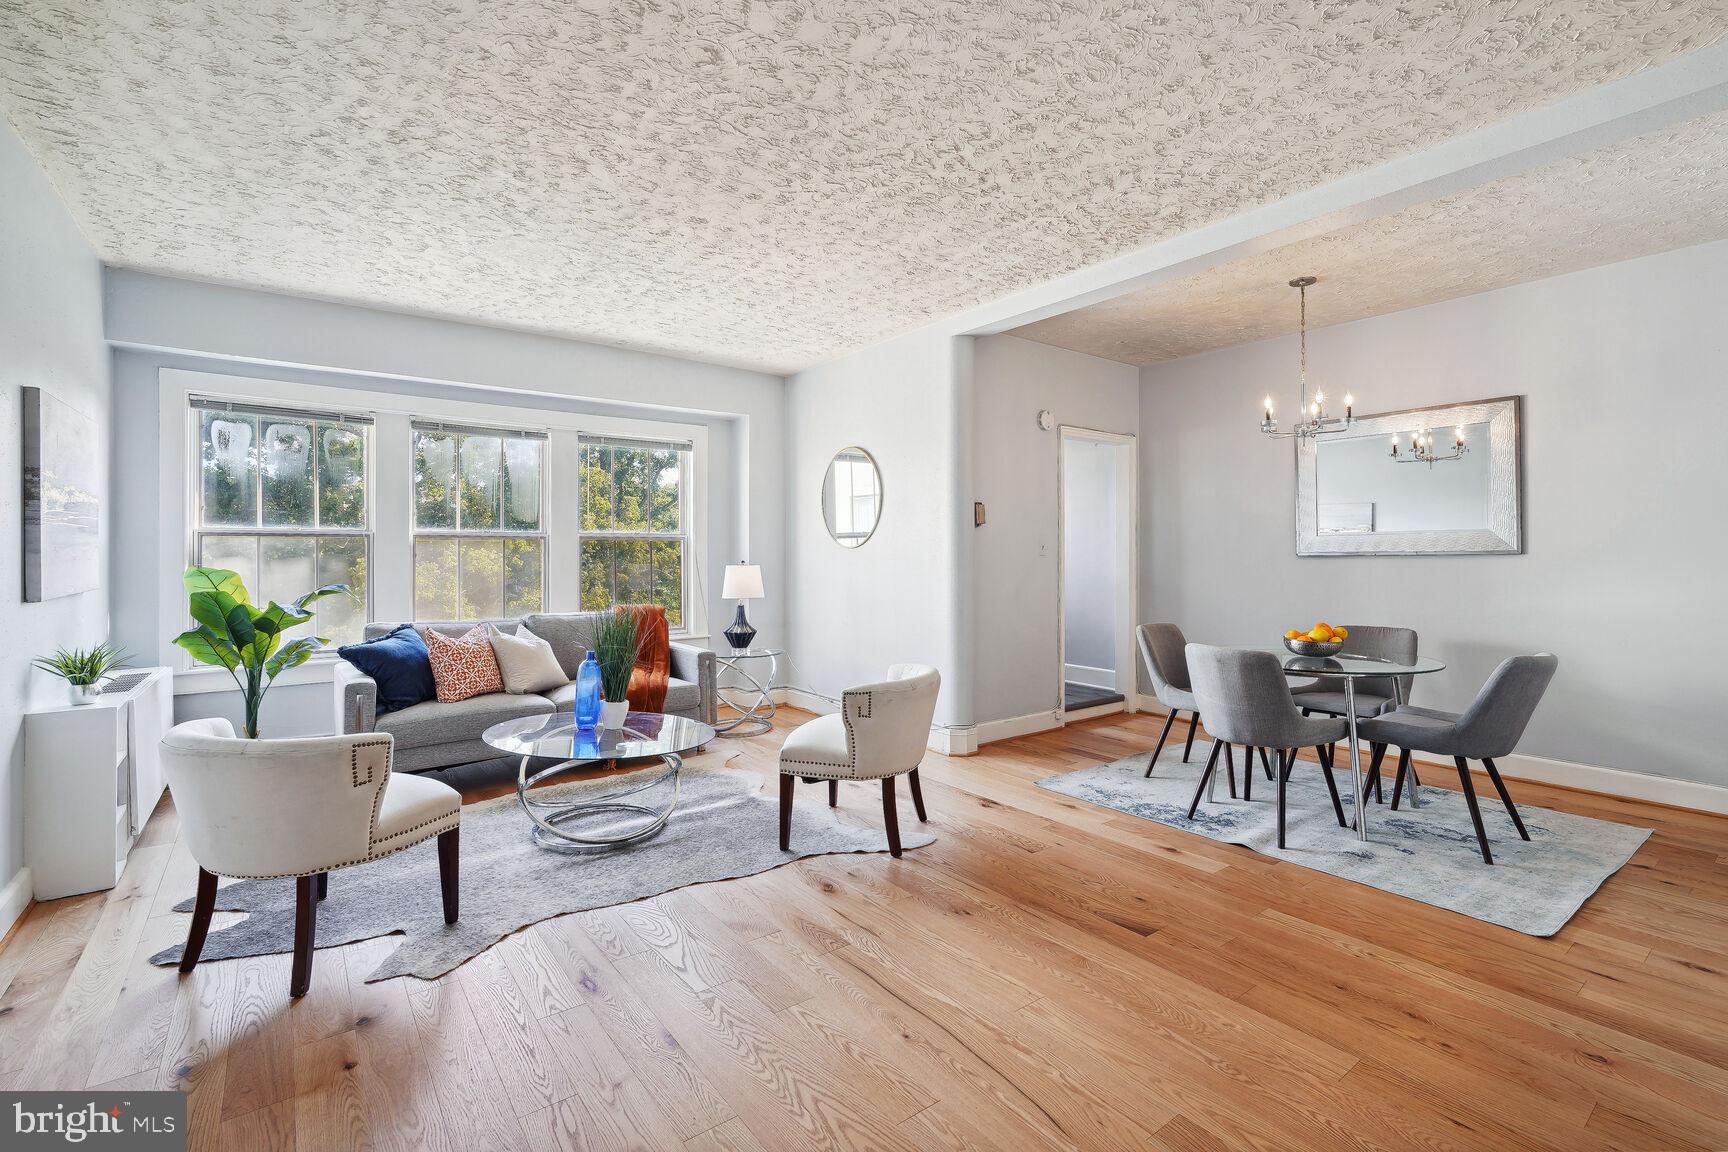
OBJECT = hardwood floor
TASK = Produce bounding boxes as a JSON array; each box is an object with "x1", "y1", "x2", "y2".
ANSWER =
[{"x1": 4, "y1": 707, "x2": 1727, "y2": 1150}]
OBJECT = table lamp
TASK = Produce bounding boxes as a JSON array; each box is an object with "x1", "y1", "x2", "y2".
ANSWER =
[{"x1": 721, "y1": 563, "x2": 764, "y2": 651}]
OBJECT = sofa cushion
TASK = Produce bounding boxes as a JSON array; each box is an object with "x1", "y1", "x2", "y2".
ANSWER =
[
  {"x1": 488, "y1": 623, "x2": 568, "y2": 694},
  {"x1": 426, "y1": 625, "x2": 506, "y2": 703},
  {"x1": 376, "y1": 690, "x2": 553, "y2": 748},
  {"x1": 521, "y1": 613, "x2": 604, "y2": 679},
  {"x1": 337, "y1": 624, "x2": 436, "y2": 714},
  {"x1": 543, "y1": 675, "x2": 700, "y2": 717}
]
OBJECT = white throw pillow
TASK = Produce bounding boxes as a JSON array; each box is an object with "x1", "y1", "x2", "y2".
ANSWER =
[{"x1": 488, "y1": 624, "x2": 568, "y2": 695}]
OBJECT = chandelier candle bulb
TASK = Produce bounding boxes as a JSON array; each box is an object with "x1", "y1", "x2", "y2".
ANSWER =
[{"x1": 1345, "y1": 394, "x2": 1354, "y2": 420}]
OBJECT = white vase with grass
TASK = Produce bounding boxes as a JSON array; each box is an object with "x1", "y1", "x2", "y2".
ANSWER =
[
  {"x1": 32, "y1": 643, "x2": 130, "y2": 706},
  {"x1": 593, "y1": 610, "x2": 644, "y2": 729}
]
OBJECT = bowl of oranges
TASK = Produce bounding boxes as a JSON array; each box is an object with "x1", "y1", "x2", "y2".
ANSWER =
[{"x1": 1283, "y1": 622, "x2": 1348, "y2": 658}]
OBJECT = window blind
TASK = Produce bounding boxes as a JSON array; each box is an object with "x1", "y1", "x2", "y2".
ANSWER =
[
  {"x1": 578, "y1": 432, "x2": 694, "y2": 454},
  {"x1": 190, "y1": 394, "x2": 375, "y2": 426},
  {"x1": 410, "y1": 419, "x2": 549, "y2": 441}
]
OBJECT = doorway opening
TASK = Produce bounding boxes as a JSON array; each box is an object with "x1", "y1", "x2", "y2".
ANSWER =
[{"x1": 1058, "y1": 427, "x2": 1136, "y2": 720}]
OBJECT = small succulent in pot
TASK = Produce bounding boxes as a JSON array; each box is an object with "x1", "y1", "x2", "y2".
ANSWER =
[{"x1": 33, "y1": 643, "x2": 132, "y2": 705}]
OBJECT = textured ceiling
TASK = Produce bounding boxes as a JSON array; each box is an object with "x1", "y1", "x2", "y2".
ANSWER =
[
  {"x1": 2, "y1": 3, "x2": 1726, "y2": 373},
  {"x1": 1006, "y1": 109, "x2": 1728, "y2": 364}
]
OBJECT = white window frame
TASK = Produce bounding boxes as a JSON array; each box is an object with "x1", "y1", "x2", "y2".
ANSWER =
[
  {"x1": 575, "y1": 434, "x2": 697, "y2": 630},
  {"x1": 186, "y1": 399, "x2": 376, "y2": 662},
  {"x1": 158, "y1": 369, "x2": 710, "y2": 693},
  {"x1": 409, "y1": 422, "x2": 550, "y2": 619}
]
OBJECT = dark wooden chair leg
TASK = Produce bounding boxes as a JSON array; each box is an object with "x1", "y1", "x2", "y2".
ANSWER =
[
  {"x1": 1259, "y1": 746, "x2": 1273, "y2": 781},
  {"x1": 1181, "y1": 712, "x2": 1198, "y2": 763},
  {"x1": 437, "y1": 826, "x2": 460, "y2": 924},
  {"x1": 180, "y1": 867, "x2": 219, "y2": 973},
  {"x1": 1391, "y1": 748, "x2": 1411, "y2": 810},
  {"x1": 779, "y1": 774, "x2": 794, "y2": 851},
  {"x1": 1407, "y1": 758, "x2": 1422, "y2": 790},
  {"x1": 907, "y1": 768, "x2": 928, "y2": 821},
  {"x1": 881, "y1": 778, "x2": 902, "y2": 858},
  {"x1": 1276, "y1": 749, "x2": 1289, "y2": 848},
  {"x1": 1481, "y1": 758, "x2": 1529, "y2": 841},
  {"x1": 1367, "y1": 743, "x2": 1387, "y2": 804},
  {"x1": 1186, "y1": 740, "x2": 1222, "y2": 819},
  {"x1": 290, "y1": 875, "x2": 317, "y2": 998},
  {"x1": 1315, "y1": 748, "x2": 1347, "y2": 828},
  {"x1": 1243, "y1": 749, "x2": 1253, "y2": 802},
  {"x1": 1145, "y1": 710, "x2": 1177, "y2": 777},
  {"x1": 828, "y1": 780, "x2": 838, "y2": 807},
  {"x1": 315, "y1": 871, "x2": 328, "y2": 901},
  {"x1": 1454, "y1": 757, "x2": 1494, "y2": 865},
  {"x1": 1223, "y1": 744, "x2": 1237, "y2": 799}
]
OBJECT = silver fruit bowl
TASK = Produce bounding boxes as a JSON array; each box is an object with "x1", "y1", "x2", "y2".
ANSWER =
[{"x1": 1283, "y1": 637, "x2": 1345, "y2": 658}]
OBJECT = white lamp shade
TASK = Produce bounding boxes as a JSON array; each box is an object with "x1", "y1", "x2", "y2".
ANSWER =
[{"x1": 722, "y1": 564, "x2": 764, "y2": 600}]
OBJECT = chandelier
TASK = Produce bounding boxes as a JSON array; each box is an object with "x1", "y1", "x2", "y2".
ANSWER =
[
  {"x1": 1390, "y1": 427, "x2": 1468, "y2": 467},
  {"x1": 1260, "y1": 276, "x2": 1354, "y2": 440}
]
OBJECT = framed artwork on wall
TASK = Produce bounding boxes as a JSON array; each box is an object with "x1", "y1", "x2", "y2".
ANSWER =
[{"x1": 21, "y1": 386, "x2": 102, "y2": 601}]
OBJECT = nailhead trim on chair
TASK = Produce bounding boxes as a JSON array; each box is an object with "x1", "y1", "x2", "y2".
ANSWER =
[
  {"x1": 777, "y1": 686, "x2": 926, "y2": 781},
  {"x1": 350, "y1": 738, "x2": 388, "y2": 788},
  {"x1": 205, "y1": 812, "x2": 462, "y2": 880}
]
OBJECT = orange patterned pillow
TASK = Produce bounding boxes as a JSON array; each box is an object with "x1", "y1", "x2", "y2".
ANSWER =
[{"x1": 424, "y1": 625, "x2": 505, "y2": 703}]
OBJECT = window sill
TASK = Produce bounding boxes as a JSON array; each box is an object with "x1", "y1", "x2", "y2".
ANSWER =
[{"x1": 172, "y1": 658, "x2": 341, "y2": 696}]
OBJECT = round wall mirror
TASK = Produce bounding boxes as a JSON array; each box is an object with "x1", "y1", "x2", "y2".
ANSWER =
[{"x1": 821, "y1": 446, "x2": 882, "y2": 548}]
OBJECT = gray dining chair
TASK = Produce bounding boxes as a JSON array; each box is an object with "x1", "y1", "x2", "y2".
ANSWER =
[
  {"x1": 1290, "y1": 624, "x2": 1418, "y2": 802},
  {"x1": 1358, "y1": 654, "x2": 1557, "y2": 865},
  {"x1": 1184, "y1": 644, "x2": 1351, "y2": 848},
  {"x1": 1136, "y1": 623, "x2": 1201, "y2": 777}
]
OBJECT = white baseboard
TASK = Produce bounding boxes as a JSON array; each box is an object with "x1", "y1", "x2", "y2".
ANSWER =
[
  {"x1": 0, "y1": 867, "x2": 32, "y2": 941},
  {"x1": 976, "y1": 710, "x2": 1063, "y2": 746},
  {"x1": 1133, "y1": 696, "x2": 1728, "y2": 816},
  {"x1": 1063, "y1": 663, "x2": 1116, "y2": 690},
  {"x1": 772, "y1": 686, "x2": 978, "y2": 755}
]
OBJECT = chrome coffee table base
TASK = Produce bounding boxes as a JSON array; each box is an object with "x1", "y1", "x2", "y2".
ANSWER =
[{"x1": 517, "y1": 753, "x2": 682, "y2": 849}]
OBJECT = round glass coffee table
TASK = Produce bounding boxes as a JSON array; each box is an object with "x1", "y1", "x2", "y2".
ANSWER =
[{"x1": 482, "y1": 712, "x2": 716, "y2": 849}]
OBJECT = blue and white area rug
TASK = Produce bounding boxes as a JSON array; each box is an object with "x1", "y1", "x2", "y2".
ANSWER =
[{"x1": 1037, "y1": 746, "x2": 1651, "y2": 936}]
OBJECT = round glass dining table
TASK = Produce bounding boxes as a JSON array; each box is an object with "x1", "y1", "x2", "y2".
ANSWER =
[{"x1": 1263, "y1": 650, "x2": 1447, "y2": 840}]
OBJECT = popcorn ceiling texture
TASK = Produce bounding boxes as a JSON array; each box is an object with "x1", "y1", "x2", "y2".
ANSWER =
[
  {"x1": 1, "y1": 1, "x2": 1723, "y2": 372},
  {"x1": 1008, "y1": 110, "x2": 1728, "y2": 364}
]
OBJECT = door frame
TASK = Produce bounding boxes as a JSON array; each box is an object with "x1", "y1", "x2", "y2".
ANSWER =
[{"x1": 1056, "y1": 425, "x2": 1138, "y2": 722}]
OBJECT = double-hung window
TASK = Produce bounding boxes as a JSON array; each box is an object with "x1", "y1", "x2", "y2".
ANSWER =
[
  {"x1": 191, "y1": 396, "x2": 371, "y2": 648},
  {"x1": 577, "y1": 433, "x2": 692, "y2": 628},
  {"x1": 412, "y1": 421, "x2": 546, "y2": 619}
]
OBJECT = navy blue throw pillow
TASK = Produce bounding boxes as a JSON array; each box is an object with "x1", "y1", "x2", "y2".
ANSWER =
[{"x1": 338, "y1": 625, "x2": 435, "y2": 714}]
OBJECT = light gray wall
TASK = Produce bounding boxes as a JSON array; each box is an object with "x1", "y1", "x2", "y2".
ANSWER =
[
  {"x1": 0, "y1": 121, "x2": 111, "y2": 889},
  {"x1": 1062, "y1": 437, "x2": 1119, "y2": 674},
  {"x1": 784, "y1": 329, "x2": 973, "y2": 729},
  {"x1": 1139, "y1": 240, "x2": 1728, "y2": 786},
  {"x1": 105, "y1": 272, "x2": 784, "y2": 737},
  {"x1": 971, "y1": 335, "x2": 1138, "y2": 723}
]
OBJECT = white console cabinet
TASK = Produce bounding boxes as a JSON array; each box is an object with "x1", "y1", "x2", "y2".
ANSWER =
[{"x1": 23, "y1": 667, "x2": 173, "y2": 900}]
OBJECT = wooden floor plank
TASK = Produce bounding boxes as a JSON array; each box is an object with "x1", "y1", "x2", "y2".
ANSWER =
[{"x1": 1, "y1": 706, "x2": 1724, "y2": 1151}]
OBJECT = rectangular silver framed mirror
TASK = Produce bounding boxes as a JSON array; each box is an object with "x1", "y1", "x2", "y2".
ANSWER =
[{"x1": 1296, "y1": 395, "x2": 1521, "y2": 556}]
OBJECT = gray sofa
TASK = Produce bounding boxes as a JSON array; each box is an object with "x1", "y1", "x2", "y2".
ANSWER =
[{"x1": 335, "y1": 613, "x2": 717, "y2": 776}]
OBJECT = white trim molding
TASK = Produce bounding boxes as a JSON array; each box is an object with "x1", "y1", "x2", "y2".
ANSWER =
[
  {"x1": 0, "y1": 868, "x2": 33, "y2": 941},
  {"x1": 976, "y1": 709, "x2": 1063, "y2": 747},
  {"x1": 1134, "y1": 695, "x2": 1728, "y2": 816},
  {"x1": 1064, "y1": 663, "x2": 1117, "y2": 690}
]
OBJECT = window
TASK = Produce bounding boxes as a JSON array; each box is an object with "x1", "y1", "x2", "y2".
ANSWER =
[
  {"x1": 412, "y1": 422, "x2": 546, "y2": 618},
  {"x1": 192, "y1": 397, "x2": 371, "y2": 648},
  {"x1": 578, "y1": 434, "x2": 691, "y2": 627}
]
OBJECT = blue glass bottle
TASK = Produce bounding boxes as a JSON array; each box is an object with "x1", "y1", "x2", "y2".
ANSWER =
[{"x1": 573, "y1": 650, "x2": 603, "y2": 731}]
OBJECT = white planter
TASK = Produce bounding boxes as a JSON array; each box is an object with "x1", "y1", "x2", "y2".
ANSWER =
[
  {"x1": 68, "y1": 683, "x2": 103, "y2": 706},
  {"x1": 600, "y1": 699, "x2": 629, "y2": 730}
]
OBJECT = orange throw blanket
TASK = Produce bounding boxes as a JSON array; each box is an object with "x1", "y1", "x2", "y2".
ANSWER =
[{"x1": 618, "y1": 604, "x2": 670, "y2": 712}]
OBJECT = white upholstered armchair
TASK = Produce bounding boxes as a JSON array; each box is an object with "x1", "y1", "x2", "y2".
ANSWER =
[
  {"x1": 777, "y1": 664, "x2": 940, "y2": 857},
  {"x1": 160, "y1": 718, "x2": 462, "y2": 997}
]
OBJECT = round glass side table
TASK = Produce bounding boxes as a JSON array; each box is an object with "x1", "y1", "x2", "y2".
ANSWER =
[{"x1": 713, "y1": 647, "x2": 782, "y2": 736}]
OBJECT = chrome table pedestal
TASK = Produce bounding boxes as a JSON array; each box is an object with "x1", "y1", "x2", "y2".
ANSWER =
[{"x1": 713, "y1": 648, "x2": 782, "y2": 737}]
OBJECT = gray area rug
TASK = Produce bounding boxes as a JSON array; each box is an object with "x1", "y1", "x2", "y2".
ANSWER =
[
  {"x1": 1038, "y1": 745, "x2": 1650, "y2": 936},
  {"x1": 150, "y1": 752, "x2": 931, "y2": 982}
]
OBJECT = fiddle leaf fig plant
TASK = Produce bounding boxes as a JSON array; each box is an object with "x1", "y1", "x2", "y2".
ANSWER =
[{"x1": 172, "y1": 566, "x2": 351, "y2": 738}]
